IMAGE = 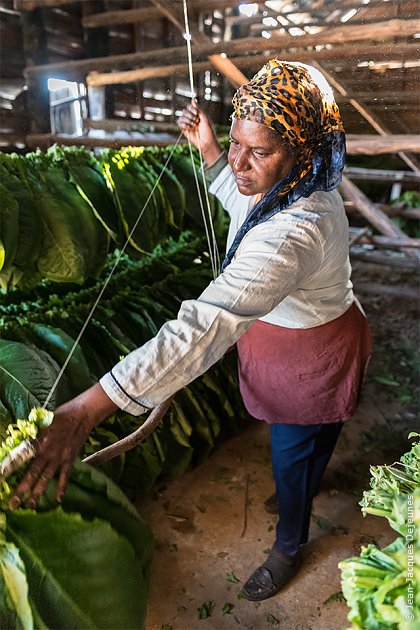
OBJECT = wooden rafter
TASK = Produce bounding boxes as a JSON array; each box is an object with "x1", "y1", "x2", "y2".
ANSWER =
[
  {"x1": 312, "y1": 61, "x2": 420, "y2": 173},
  {"x1": 148, "y1": 0, "x2": 247, "y2": 89},
  {"x1": 339, "y1": 176, "x2": 420, "y2": 260},
  {"x1": 25, "y1": 20, "x2": 420, "y2": 78}
]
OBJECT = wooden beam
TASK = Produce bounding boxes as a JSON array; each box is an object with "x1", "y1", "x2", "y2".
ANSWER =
[
  {"x1": 24, "y1": 37, "x2": 419, "y2": 82},
  {"x1": 339, "y1": 175, "x2": 419, "y2": 260},
  {"x1": 354, "y1": 234, "x2": 420, "y2": 249},
  {"x1": 14, "y1": 0, "x2": 83, "y2": 9},
  {"x1": 345, "y1": 135, "x2": 420, "y2": 155},
  {"x1": 345, "y1": 203, "x2": 420, "y2": 221},
  {"x1": 82, "y1": 0, "x2": 400, "y2": 29},
  {"x1": 207, "y1": 55, "x2": 248, "y2": 88},
  {"x1": 82, "y1": 1, "x2": 271, "y2": 29},
  {"x1": 149, "y1": 0, "x2": 248, "y2": 89},
  {"x1": 84, "y1": 118, "x2": 178, "y2": 133},
  {"x1": 225, "y1": 0, "x2": 409, "y2": 26},
  {"x1": 312, "y1": 61, "x2": 420, "y2": 173},
  {"x1": 25, "y1": 132, "x2": 420, "y2": 157},
  {"x1": 25, "y1": 132, "x2": 182, "y2": 149},
  {"x1": 344, "y1": 167, "x2": 420, "y2": 185},
  {"x1": 354, "y1": 283, "x2": 419, "y2": 300},
  {"x1": 336, "y1": 91, "x2": 420, "y2": 104},
  {"x1": 350, "y1": 251, "x2": 419, "y2": 271}
]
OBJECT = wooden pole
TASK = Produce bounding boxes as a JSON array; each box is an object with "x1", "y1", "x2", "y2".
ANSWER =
[
  {"x1": 339, "y1": 175, "x2": 420, "y2": 260},
  {"x1": 354, "y1": 283, "x2": 419, "y2": 300},
  {"x1": 345, "y1": 136, "x2": 420, "y2": 155},
  {"x1": 149, "y1": 0, "x2": 248, "y2": 89},
  {"x1": 81, "y1": 0, "x2": 401, "y2": 29},
  {"x1": 345, "y1": 203, "x2": 420, "y2": 221},
  {"x1": 350, "y1": 251, "x2": 419, "y2": 271},
  {"x1": 25, "y1": 19, "x2": 420, "y2": 81},
  {"x1": 312, "y1": 62, "x2": 420, "y2": 173},
  {"x1": 343, "y1": 167, "x2": 420, "y2": 185},
  {"x1": 21, "y1": 8, "x2": 50, "y2": 135},
  {"x1": 25, "y1": 132, "x2": 420, "y2": 154}
]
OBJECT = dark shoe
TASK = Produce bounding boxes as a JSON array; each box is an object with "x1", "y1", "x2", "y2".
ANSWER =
[
  {"x1": 242, "y1": 548, "x2": 302, "y2": 601},
  {"x1": 264, "y1": 492, "x2": 278, "y2": 514}
]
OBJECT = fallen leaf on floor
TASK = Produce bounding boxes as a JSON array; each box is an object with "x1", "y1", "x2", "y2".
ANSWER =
[
  {"x1": 197, "y1": 600, "x2": 215, "y2": 619},
  {"x1": 225, "y1": 571, "x2": 240, "y2": 583},
  {"x1": 222, "y1": 603, "x2": 234, "y2": 615}
]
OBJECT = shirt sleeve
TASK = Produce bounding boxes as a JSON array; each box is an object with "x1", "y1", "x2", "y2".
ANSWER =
[
  {"x1": 203, "y1": 151, "x2": 229, "y2": 184},
  {"x1": 100, "y1": 215, "x2": 325, "y2": 415}
]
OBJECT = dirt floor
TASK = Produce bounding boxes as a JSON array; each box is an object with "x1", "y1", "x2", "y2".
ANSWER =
[{"x1": 139, "y1": 259, "x2": 419, "y2": 630}]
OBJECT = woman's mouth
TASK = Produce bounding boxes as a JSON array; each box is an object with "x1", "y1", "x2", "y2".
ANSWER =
[{"x1": 235, "y1": 176, "x2": 252, "y2": 186}]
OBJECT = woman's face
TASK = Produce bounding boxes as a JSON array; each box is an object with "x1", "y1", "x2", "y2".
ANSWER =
[{"x1": 228, "y1": 118, "x2": 298, "y2": 196}]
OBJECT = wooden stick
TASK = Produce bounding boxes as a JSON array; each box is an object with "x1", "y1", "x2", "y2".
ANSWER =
[
  {"x1": 24, "y1": 20, "x2": 420, "y2": 77},
  {"x1": 149, "y1": 0, "x2": 248, "y2": 89},
  {"x1": 82, "y1": 397, "x2": 173, "y2": 467},
  {"x1": 340, "y1": 176, "x2": 420, "y2": 260},
  {"x1": 82, "y1": 1, "x2": 263, "y2": 28},
  {"x1": 350, "y1": 232, "x2": 420, "y2": 249},
  {"x1": 354, "y1": 283, "x2": 419, "y2": 300},
  {"x1": 25, "y1": 133, "x2": 420, "y2": 154},
  {"x1": 350, "y1": 250, "x2": 419, "y2": 271},
  {"x1": 344, "y1": 167, "x2": 420, "y2": 185},
  {"x1": 25, "y1": 133, "x2": 183, "y2": 148},
  {"x1": 345, "y1": 136, "x2": 420, "y2": 155},
  {"x1": 349, "y1": 227, "x2": 370, "y2": 248},
  {"x1": 312, "y1": 62, "x2": 419, "y2": 173},
  {"x1": 345, "y1": 203, "x2": 420, "y2": 221},
  {"x1": 81, "y1": 0, "x2": 406, "y2": 29},
  {"x1": 240, "y1": 473, "x2": 250, "y2": 538}
]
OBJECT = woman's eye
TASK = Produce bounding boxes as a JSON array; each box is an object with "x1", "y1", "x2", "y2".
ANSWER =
[{"x1": 253, "y1": 151, "x2": 268, "y2": 158}]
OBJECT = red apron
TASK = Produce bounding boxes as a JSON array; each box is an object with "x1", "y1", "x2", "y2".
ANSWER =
[{"x1": 236, "y1": 302, "x2": 372, "y2": 425}]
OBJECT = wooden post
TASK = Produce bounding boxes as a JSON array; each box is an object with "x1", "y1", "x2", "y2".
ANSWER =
[
  {"x1": 21, "y1": 8, "x2": 50, "y2": 134},
  {"x1": 149, "y1": 0, "x2": 248, "y2": 89},
  {"x1": 339, "y1": 175, "x2": 420, "y2": 260},
  {"x1": 82, "y1": 1, "x2": 112, "y2": 124},
  {"x1": 312, "y1": 61, "x2": 420, "y2": 173}
]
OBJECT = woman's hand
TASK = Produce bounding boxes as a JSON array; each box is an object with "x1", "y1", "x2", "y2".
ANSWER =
[
  {"x1": 9, "y1": 383, "x2": 118, "y2": 509},
  {"x1": 178, "y1": 98, "x2": 223, "y2": 167}
]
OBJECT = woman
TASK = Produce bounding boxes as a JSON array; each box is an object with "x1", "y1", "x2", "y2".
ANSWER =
[{"x1": 11, "y1": 60, "x2": 371, "y2": 602}]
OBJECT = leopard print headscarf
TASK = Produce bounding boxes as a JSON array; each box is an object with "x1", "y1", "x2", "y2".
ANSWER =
[{"x1": 222, "y1": 59, "x2": 346, "y2": 271}]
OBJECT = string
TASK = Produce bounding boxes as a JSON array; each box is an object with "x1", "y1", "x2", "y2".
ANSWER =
[
  {"x1": 43, "y1": 0, "x2": 220, "y2": 407},
  {"x1": 195, "y1": 130, "x2": 221, "y2": 275},
  {"x1": 43, "y1": 133, "x2": 184, "y2": 409},
  {"x1": 182, "y1": 0, "x2": 219, "y2": 278}
]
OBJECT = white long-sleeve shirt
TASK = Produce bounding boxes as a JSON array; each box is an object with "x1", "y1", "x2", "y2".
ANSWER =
[{"x1": 100, "y1": 161, "x2": 355, "y2": 416}]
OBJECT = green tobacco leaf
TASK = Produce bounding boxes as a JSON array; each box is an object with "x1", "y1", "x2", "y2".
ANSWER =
[
  {"x1": 6, "y1": 508, "x2": 147, "y2": 630},
  {"x1": 0, "y1": 339, "x2": 63, "y2": 418},
  {"x1": 144, "y1": 152, "x2": 186, "y2": 228},
  {"x1": 39, "y1": 460, "x2": 154, "y2": 566},
  {"x1": 0, "y1": 163, "x2": 42, "y2": 274},
  {"x1": 169, "y1": 155, "x2": 210, "y2": 227},
  {"x1": 36, "y1": 166, "x2": 108, "y2": 283},
  {"x1": 0, "y1": 536, "x2": 34, "y2": 630},
  {"x1": 102, "y1": 153, "x2": 162, "y2": 253},
  {"x1": 66, "y1": 157, "x2": 120, "y2": 242},
  {"x1": 28, "y1": 324, "x2": 92, "y2": 396}
]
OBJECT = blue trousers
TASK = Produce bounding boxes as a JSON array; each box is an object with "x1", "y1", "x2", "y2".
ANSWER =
[{"x1": 270, "y1": 422, "x2": 344, "y2": 556}]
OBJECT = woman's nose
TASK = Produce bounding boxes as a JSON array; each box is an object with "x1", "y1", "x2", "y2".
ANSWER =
[{"x1": 233, "y1": 148, "x2": 250, "y2": 173}]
